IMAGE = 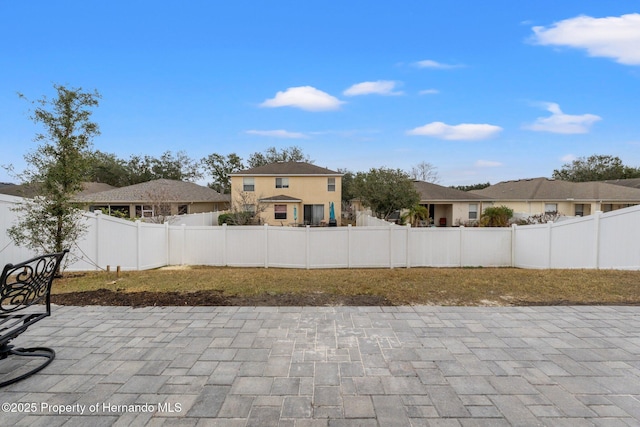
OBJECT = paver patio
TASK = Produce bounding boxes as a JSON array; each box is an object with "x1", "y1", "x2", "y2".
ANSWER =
[{"x1": 1, "y1": 305, "x2": 639, "y2": 426}]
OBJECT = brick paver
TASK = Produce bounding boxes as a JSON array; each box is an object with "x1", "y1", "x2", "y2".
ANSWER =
[{"x1": 1, "y1": 305, "x2": 639, "y2": 425}]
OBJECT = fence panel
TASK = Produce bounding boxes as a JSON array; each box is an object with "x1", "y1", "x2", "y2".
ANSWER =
[
  {"x1": 513, "y1": 224, "x2": 550, "y2": 269},
  {"x1": 549, "y1": 217, "x2": 596, "y2": 269},
  {"x1": 267, "y1": 227, "x2": 307, "y2": 268},
  {"x1": 461, "y1": 228, "x2": 512, "y2": 267},
  {"x1": 0, "y1": 195, "x2": 39, "y2": 266},
  {"x1": 138, "y1": 222, "x2": 168, "y2": 269},
  {"x1": 309, "y1": 228, "x2": 350, "y2": 269},
  {"x1": 349, "y1": 226, "x2": 393, "y2": 267},
  {"x1": 178, "y1": 226, "x2": 224, "y2": 266},
  {"x1": 225, "y1": 226, "x2": 266, "y2": 267},
  {"x1": 599, "y1": 206, "x2": 640, "y2": 269},
  {"x1": 408, "y1": 228, "x2": 462, "y2": 267}
]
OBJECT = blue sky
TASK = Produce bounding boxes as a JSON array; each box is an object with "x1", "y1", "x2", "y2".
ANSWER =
[{"x1": 1, "y1": 1, "x2": 639, "y2": 186}]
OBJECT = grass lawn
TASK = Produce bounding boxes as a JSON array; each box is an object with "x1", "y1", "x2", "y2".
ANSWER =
[{"x1": 54, "y1": 266, "x2": 640, "y2": 306}]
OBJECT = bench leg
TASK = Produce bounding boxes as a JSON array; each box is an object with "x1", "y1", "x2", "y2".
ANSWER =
[{"x1": 0, "y1": 346, "x2": 56, "y2": 388}]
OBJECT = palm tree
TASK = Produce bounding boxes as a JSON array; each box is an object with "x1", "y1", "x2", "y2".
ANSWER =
[{"x1": 401, "y1": 204, "x2": 430, "y2": 227}]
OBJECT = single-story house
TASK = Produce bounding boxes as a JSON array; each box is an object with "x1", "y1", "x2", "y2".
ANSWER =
[
  {"x1": 413, "y1": 181, "x2": 491, "y2": 226},
  {"x1": 229, "y1": 162, "x2": 343, "y2": 226},
  {"x1": 72, "y1": 179, "x2": 230, "y2": 219},
  {"x1": 352, "y1": 181, "x2": 490, "y2": 226},
  {"x1": 471, "y1": 177, "x2": 640, "y2": 217}
]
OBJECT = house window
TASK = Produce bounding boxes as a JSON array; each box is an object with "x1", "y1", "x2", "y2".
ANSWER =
[
  {"x1": 602, "y1": 204, "x2": 613, "y2": 212},
  {"x1": 328, "y1": 177, "x2": 336, "y2": 192},
  {"x1": 136, "y1": 205, "x2": 154, "y2": 218},
  {"x1": 544, "y1": 203, "x2": 557, "y2": 213},
  {"x1": 243, "y1": 177, "x2": 255, "y2": 192},
  {"x1": 276, "y1": 177, "x2": 289, "y2": 189},
  {"x1": 178, "y1": 205, "x2": 188, "y2": 215},
  {"x1": 274, "y1": 204, "x2": 287, "y2": 220},
  {"x1": 574, "y1": 204, "x2": 584, "y2": 217},
  {"x1": 468, "y1": 204, "x2": 478, "y2": 220}
]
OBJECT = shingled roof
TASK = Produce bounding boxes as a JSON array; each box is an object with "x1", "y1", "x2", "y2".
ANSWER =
[
  {"x1": 0, "y1": 182, "x2": 115, "y2": 198},
  {"x1": 603, "y1": 178, "x2": 640, "y2": 190},
  {"x1": 471, "y1": 177, "x2": 640, "y2": 201},
  {"x1": 413, "y1": 181, "x2": 489, "y2": 202},
  {"x1": 73, "y1": 179, "x2": 229, "y2": 203},
  {"x1": 230, "y1": 162, "x2": 342, "y2": 176}
]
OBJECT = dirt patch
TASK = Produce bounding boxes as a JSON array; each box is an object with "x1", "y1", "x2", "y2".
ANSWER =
[{"x1": 51, "y1": 289, "x2": 393, "y2": 307}]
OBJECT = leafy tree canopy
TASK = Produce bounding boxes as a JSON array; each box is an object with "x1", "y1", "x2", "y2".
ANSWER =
[
  {"x1": 85, "y1": 150, "x2": 201, "y2": 186},
  {"x1": 552, "y1": 154, "x2": 640, "y2": 182},
  {"x1": 450, "y1": 182, "x2": 491, "y2": 191},
  {"x1": 201, "y1": 152, "x2": 244, "y2": 194},
  {"x1": 353, "y1": 168, "x2": 419, "y2": 219},
  {"x1": 247, "y1": 146, "x2": 312, "y2": 168}
]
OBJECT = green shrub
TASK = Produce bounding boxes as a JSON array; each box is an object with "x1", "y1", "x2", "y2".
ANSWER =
[{"x1": 479, "y1": 205, "x2": 513, "y2": 227}]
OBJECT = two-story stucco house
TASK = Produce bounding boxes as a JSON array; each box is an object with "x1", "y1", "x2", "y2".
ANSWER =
[{"x1": 229, "y1": 162, "x2": 343, "y2": 226}]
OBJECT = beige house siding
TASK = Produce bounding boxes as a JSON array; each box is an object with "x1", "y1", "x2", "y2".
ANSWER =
[
  {"x1": 230, "y1": 163, "x2": 342, "y2": 226},
  {"x1": 472, "y1": 178, "x2": 640, "y2": 219}
]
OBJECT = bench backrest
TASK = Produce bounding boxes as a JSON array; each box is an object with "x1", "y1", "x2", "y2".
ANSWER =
[{"x1": 0, "y1": 250, "x2": 69, "y2": 316}]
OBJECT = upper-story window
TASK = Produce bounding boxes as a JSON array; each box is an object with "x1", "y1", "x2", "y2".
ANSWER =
[
  {"x1": 243, "y1": 177, "x2": 255, "y2": 192},
  {"x1": 327, "y1": 177, "x2": 336, "y2": 192},
  {"x1": 276, "y1": 177, "x2": 289, "y2": 189}
]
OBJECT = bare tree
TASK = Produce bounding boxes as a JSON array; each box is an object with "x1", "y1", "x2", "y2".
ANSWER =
[
  {"x1": 140, "y1": 187, "x2": 174, "y2": 224},
  {"x1": 229, "y1": 191, "x2": 268, "y2": 225},
  {"x1": 409, "y1": 161, "x2": 440, "y2": 183}
]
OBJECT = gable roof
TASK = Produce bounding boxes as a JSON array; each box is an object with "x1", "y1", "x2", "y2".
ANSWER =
[
  {"x1": 73, "y1": 179, "x2": 229, "y2": 204},
  {"x1": 230, "y1": 162, "x2": 342, "y2": 176},
  {"x1": 471, "y1": 177, "x2": 640, "y2": 201},
  {"x1": 413, "y1": 181, "x2": 489, "y2": 202}
]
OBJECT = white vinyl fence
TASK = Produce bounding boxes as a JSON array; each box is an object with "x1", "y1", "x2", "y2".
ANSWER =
[
  {"x1": 2, "y1": 194, "x2": 640, "y2": 271},
  {"x1": 513, "y1": 206, "x2": 640, "y2": 270},
  {"x1": 165, "y1": 211, "x2": 227, "y2": 226}
]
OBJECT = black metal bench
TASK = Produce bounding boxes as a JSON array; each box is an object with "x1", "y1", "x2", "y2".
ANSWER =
[{"x1": 0, "y1": 249, "x2": 68, "y2": 387}]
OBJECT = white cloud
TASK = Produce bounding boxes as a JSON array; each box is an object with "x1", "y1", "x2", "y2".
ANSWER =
[
  {"x1": 532, "y1": 13, "x2": 640, "y2": 65},
  {"x1": 419, "y1": 89, "x2": 440, "y2": 95},
  {"x1": 260, "y1": 86, "x2": 344, "y2": 111},
  {"x1": 524, "y1": 102, "x2": 601, "y2": 134},
  {"x1": 475, "y1": 160, "x2": 502, "y2": 167},
  {"x1": 415, "y1": 59, "x2": 463, "y2": 69},
  {"x1": 245, "y1": 130, "x2": 307, "y2": 139},
  {"x1": 560, "y1": 154, "x2": 576, "y2": 162},
  {"x1": 343, "y1": 80, "x2": 403, "y2": 96},
  {"x1": 407, "y1": 121, "x2": 503, "y2": 141}
]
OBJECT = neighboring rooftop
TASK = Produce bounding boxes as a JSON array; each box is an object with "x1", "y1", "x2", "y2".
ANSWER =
[
  {"x1": 603, "y1": 178, "x2": 640, "y2": 190},
  {"x1": 73, "y1": 179, "x2": 229, "y2": 203},
  {"x1": 0, "y1": 182, "x2": 115, "y2": 198},
  {"x1": 231, "y1": 162, "x2": 342, "y2": 176},
  {"x1": 472, "y1": 177, "x2": 640, "y2": 201},
  {"x1": 413, "y1": 181, "x2": 489, "y2": 202}
]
